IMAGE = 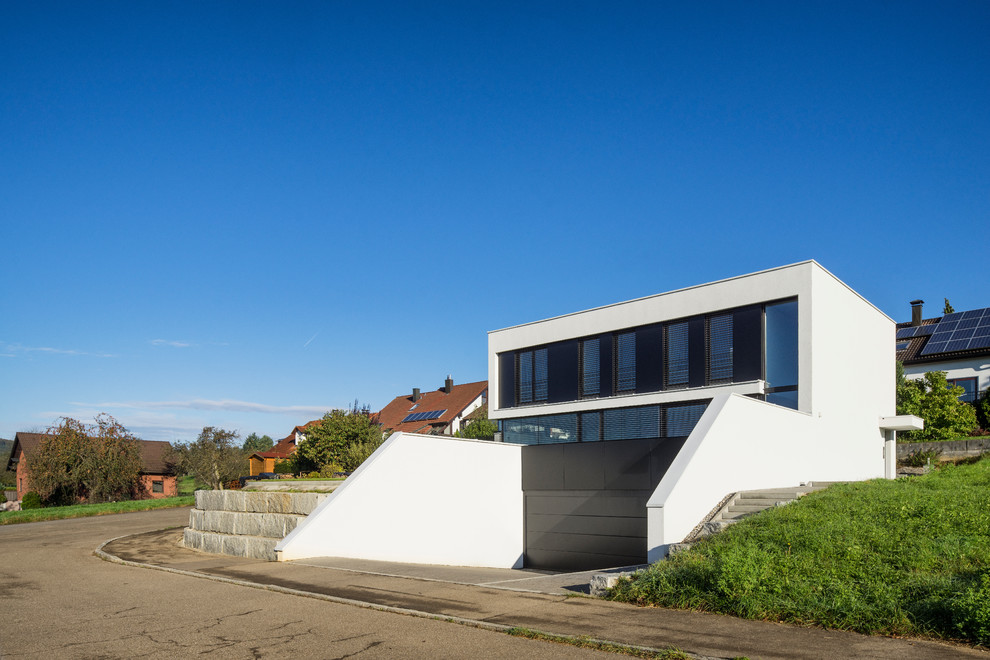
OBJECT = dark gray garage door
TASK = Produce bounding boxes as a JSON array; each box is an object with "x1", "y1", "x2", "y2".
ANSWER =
[{"x1": 521, "y1": 437, "x2": 686, "y2": 571}]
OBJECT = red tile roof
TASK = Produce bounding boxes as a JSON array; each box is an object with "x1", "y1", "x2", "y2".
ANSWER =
[{"x1": 375, "y1": 380, "x2": 488, "y2": 435}]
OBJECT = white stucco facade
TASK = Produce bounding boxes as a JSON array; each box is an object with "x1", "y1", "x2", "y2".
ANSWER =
[
  {"x1": 491, "y1": 261, "x2": 895, "y2": 562},
  {"x1": 275, "y1": 432, "x2": 524, "y2": 568},
  {"x1": 902, "y1": 358, "x2": 990, "y2": 400}
]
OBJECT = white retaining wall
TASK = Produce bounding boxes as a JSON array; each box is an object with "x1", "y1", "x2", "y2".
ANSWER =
[{"x1": 275, "y1": 432, "x2": 525, "y2": 568}]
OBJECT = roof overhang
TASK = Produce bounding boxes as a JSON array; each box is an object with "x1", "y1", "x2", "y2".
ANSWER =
[{"x1": 879, "y1": 415, "x2": 924, "y2": 431}]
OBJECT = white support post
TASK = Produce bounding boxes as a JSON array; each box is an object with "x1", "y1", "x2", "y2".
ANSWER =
[{"x1": 884, "y1": 429, "x2": 897, "y2": 480}]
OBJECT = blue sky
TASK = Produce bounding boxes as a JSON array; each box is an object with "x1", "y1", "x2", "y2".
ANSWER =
[{"x1": 2, "y1": 1, "x2": 987, "y2": 443}]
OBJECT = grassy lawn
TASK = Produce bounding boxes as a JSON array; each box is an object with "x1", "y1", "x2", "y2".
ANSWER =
[
  {"x1": 609, "y1": 456, "x2": 990, "y2": 646},
  {"x1": 177, "y1": 475, "x2": 208, "y2": 495},
  {"x1": 0, "y1": 495, "x2": 194, "y2": 525}
]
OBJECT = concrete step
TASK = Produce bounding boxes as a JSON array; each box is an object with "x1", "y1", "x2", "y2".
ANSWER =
[
  {"x1": 730, "y1": 497, "x2": 798, "y2": 507},
  {"x1": 188, "y1": 509, "x2": 306, "y2": 539},
  {"x1": 183, "y1": 528, "x2": 280, "y2": 561},
  {"x1": 726, "y1": 503, "x2": 779, "y2": 513},
  {"x1": 736, "y1": 488, "x2": 815, "y2": 500}
]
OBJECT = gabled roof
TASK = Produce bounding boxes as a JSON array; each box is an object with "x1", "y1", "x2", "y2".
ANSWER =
[
  {"x1": 896, "y1": 306, "x2": 990, "y2": 365},
  {"x1": 6, "y1": 431, "x2": 175, "y2": 475},
  {"x1": 376, "y1": 380, "x2": 488, "y2": 434}
]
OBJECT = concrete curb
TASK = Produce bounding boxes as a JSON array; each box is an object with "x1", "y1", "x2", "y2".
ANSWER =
[{"x1": 93, "y1": 531, "x2": 721, "y2": 660}]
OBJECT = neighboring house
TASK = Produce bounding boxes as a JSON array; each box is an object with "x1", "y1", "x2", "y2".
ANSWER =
[
  {"x1": 374, "y1": 377, "x2": 488, "y2": 436},
  {"x1": 6, "y1": 432, "x2": 178, "y2": 500},
  {"x1": 896, "y1": 299, "x2": 990, "y2": 403},
  {"x1": 276, "y1": 262, "x2": 898, "y2": 571},
  {"x1": 247, "y1": 420, "x2": 320, "y2": 476}
]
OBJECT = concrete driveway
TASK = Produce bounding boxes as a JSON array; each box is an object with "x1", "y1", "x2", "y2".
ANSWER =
[{"x1": 0, "y1": 508, "x2": 616, "y2": 659}]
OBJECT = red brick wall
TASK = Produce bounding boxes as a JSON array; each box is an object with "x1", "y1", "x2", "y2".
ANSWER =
[
  {"x1": 16, "y1": 450, "x2": 29, "y2": 500},
  {"x1": 139, "y1": 474, "x2": 178, "y2": 499}
]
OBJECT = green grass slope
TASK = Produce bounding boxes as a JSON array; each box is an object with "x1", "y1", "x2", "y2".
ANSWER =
[{"x1": 609, "y1": 457, "x2": 990, "y2": 646}]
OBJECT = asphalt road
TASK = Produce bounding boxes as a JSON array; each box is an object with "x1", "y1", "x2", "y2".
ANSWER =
[{"x1": 0, "y1": 508, "x2": 616, "y2": 659}]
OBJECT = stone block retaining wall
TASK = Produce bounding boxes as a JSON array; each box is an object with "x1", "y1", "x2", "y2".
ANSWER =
[
  {"x1": 183, "y1": 490, "x2": 328, "y2": 561},
  {"x1": 897, "y1": 437, "x2": 990, "y2": 459}
]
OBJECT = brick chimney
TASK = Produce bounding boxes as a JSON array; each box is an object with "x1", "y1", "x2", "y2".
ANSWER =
[
  {"x1": 444, "y1": 375, "x2": 453, "y2": 394},
  {"x1": 910, "y1": 300, "x2": 924, "y2": 326}
]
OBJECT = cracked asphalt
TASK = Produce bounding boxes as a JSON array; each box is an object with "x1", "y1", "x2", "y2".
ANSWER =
[{"x1": 0, "y1": 508, "x2": 617, "y2": 659}]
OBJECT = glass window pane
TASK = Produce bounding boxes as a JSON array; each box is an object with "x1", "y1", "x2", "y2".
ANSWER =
[
  {"x1": 666, "y1": 403, "x2": 707, "y2": 437},
  {"x1": 580, "y1": 411, "x2": 600, "y2": 442},
  {"x1": 543, "y1": 413, "x2": 577, "y2": 443},
  {"x1": 766, "y1": 390, "x2": 799, "y2": 410},
  {"x1": 518, "y1": 351, "x2": 533, "y2": 404},
  {"x1": 581, "y1": 339, "x2": 600, "y2": 397},
  {"x1": 604, "y1": 406, "x2": 660, "y2": 441},
  {"x1": 533, "y1": 348, "x2": 548, "y2": 402},
  {"x1": 708, "y1": 314, "x2": 733, "y2": 383},
  {"x1": 615, "y1": 332, "x2": 636, "y2": 392},
  {"x1": 666, "y1": 322, "x2": 689, "y2": 388},
  {"x1": 765, "y1": 301, "x2": 798, "y2": 389}
]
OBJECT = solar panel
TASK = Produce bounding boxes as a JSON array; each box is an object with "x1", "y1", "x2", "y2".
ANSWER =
[
  {"x1": 915, "y1": 325, "x2": 935, "y2": 336},
  {"x1": 920, "y1": 307, "x2": 990, "y2": 356},
  {"x1": 400, "y1": 409, "x2": 448, "y2": 423},
  {"x1": 896, "y1": 327, "x2": 916, "y2": 339}
]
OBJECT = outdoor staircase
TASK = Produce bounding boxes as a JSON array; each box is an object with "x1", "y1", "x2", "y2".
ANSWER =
[
  {"x1": 183, "y1": 489, "x2": 329, "y2": 561},
  {"x1": 672, "y1": 482, "x2": 834, "y2": 553}
]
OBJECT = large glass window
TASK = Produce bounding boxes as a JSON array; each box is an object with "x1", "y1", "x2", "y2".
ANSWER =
[
  {"x1": 502, "y1": 413, "x2": 577, "y2": 444},
  {"x1": 708, "y1": 314, "x2": 733, "y2": 383},
  {"x1": 517, "y1": 348, "x2": 548, "y2": 405},
  {"x1": 615, "y1": 332, "x2": 636, "y2": 392},
  {"x1": 765, "y1": 300, "x2": 798, "y2": 409},
  {"x1": 502, "y1": 402, "x2": 709, "y2": 445},
  {"x1": 665, "y1": 322, "x2": 689, "y2": 388},
  {"x1": 580, "y1": 338, "x2": 600, "y2": 398}
]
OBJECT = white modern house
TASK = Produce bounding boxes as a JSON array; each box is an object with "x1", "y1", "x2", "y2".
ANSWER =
[{"x1": 276, "y1": 261, "x2": 898, "y2": 570}]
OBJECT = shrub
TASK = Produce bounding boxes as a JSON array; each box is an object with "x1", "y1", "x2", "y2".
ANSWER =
[
  {"x1": 273, "y1": 460, "x2": 294, "y2": 475},
  {"x1": 21, "y1": 491, "x2": 43, "y2": 509},
  {"x1": 897, "y1": 371, "x2": 978, "y2": 442},
  {"x1": 0, "y1": 490, "x2": 6, "y2": 504}
]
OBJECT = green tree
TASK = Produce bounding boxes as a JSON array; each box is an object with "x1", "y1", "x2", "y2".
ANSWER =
[
  {"x1": 455, "y1": 410, "x2": 498, "y2": 440},
  {"x1": 27, "y1": 414, "x2": 142, "y2": 505},
  {"x1": 168, "y1": 427, "x2": 243, "y2": 490},
  {"x1": 242, "y1": 433, "x2": 274, "y2": 453},
  {"x1": 292, "y1": 409, "x2": 382, "y2": 473},
  {"x1": 944, "y1": 298, "x2": 955, "y2": 314},
  {"x1": 897, "y1": 370, "x2": 978, "y2": 442}
]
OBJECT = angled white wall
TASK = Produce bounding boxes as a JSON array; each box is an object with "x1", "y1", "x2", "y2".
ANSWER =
[
  {"x1": 647, "y1": 394, "x2": 814, "y2": 561},
  {"x1": 275, "y1": 432, "x2": 524, "y2": 568}
]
